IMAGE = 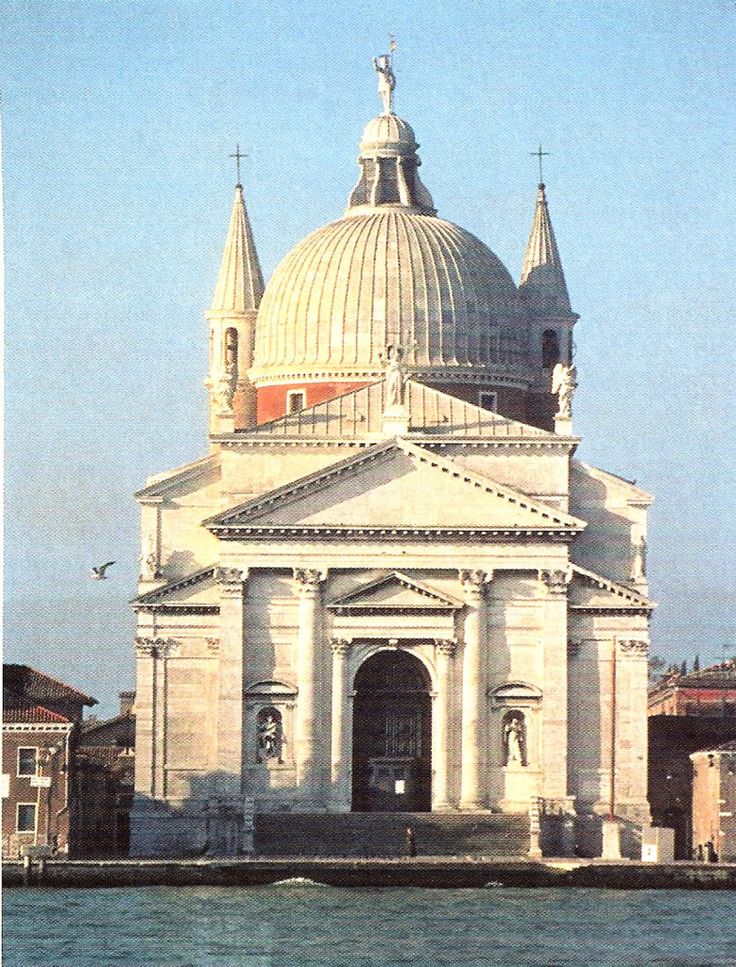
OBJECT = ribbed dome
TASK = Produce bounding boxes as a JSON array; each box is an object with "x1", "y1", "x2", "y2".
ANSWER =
[
  {"x1": 251, "y1": 209, "x2": 525, "y2": 379},
  {"x1": 360, "y1": 114, "x2": 418, "y2": 154}
]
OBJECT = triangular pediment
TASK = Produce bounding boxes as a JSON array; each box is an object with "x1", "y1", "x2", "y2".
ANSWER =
[
  {"x1": 135, "y1": 454, "x2": 220, "y2": 502},
  {"x1": 569, "y1": 565, "x2": 655, "y2": 612},
  {"x1": 132, "y1": 566, "x2": 220, "y2": 611},
  {"x1": 327, "y1": 572, "x2": 463, "y2": 612},
  {"x1": 205, "y1": 439, "x2": 585, "y2": 538}
]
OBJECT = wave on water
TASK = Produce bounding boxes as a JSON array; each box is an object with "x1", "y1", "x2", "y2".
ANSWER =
[
  {"x1": 271, "y1": 876, "x2": 330, "y2": 887},
  {"x1": 483, "y1": 880, "x2": 504, "y2": 888}
]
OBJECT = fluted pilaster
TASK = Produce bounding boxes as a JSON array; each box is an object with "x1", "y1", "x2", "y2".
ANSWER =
[{"x1": 459, "y1": 569, "x2": 492, "y2": 809}]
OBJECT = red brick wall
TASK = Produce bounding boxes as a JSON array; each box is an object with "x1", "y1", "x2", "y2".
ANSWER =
[
  {"x1": 256, "y1": 381, "x2": 369, "y2": 424},
  {"x1": 256, "y1": 379, "x2": 556, "y2": 432}
]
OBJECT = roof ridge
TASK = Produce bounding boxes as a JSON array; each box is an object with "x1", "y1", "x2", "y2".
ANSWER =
[{"x1": 3, "y1": 665, "x2": 97, "y2": 705}]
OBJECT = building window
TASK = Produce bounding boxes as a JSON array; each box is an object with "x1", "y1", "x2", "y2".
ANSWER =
[
  {"x1": 225, "y1": 328, "x2": 238, "y2": 368},
  {"x1": 287, "y1": 390, "x2": 306, "y2": 414},
  {"x1": 16, "y1": 803, "x2": 37, "y2": 834},
  {"x1": 17, "y1": 747, "x2": 38, "y2": 777},
  {"x1": 542, "y1": 329, "x2": 560, "y2": 369},
  {"x1": 479, "y1": 391, "x2": 497, "y2": 412}
]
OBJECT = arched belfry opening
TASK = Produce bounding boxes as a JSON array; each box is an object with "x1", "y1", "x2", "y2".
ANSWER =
[{"x1": 351, "y1": 649, "x2": 432, "y2": 812}]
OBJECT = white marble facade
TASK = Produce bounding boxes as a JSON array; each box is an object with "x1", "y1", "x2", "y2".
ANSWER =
[
  {"x1": 130, "y1": 391, "x2": 654, "y2": 855},
  {"x1": 130, "y1": 70, "x2": 654, "y2": 856}
]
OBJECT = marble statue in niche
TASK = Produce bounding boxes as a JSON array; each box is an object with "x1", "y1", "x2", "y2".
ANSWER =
[
  {"x1": 503, "y1": 711, "x2": 527, "y2": 767},
  {"x1": 256, "y1": 707, "x2": 284, "y2": 763}
]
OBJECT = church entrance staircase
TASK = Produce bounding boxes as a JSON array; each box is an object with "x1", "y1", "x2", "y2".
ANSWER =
[{"x1": 253, "y1": 812, "x2": 530, "y2": 858}]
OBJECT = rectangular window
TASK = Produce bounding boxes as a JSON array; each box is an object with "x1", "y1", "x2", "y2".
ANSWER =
[
  {"x1": 17, "y1": 803, "x2": 37, "y2": 834},
  {"x1": 17, "y1": 747, "x2": 38, "y2": 777},
  {"x1": 286, "y1": 390, "x2": 306, "y2": 414},
  {"x1": 479, "y1": 391, "x2": 498, "y2": 412}
]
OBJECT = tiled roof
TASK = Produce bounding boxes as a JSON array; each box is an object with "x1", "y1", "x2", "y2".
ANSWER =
[
  {"x1": 655, "y1": 660, "x2": 736, "y2": 693},
  {"x1": 236, "y1": 380, "x2": 554, "y2": 441},
  {"x1": 3, "y1": 665, "x2": 97, "y2": 706},
  {"x1": 3, "y1": 691, "x2": 73, "y2": 724}
]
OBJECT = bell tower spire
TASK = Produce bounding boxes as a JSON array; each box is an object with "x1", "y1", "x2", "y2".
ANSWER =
[
  {"x1": 519, "y1": 179, "x2": 569, "y2": 310},
  {"x1": 205, "y1": 158, "x2": 264, "y2": 436},
  {"x1": 519, "y1": 159, "x2": 579, "y2": 427}
]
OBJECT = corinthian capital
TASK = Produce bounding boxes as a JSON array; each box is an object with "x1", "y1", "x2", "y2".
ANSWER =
[
  {"x1": 458, "y1": 568, "x2": 492, "y2": 603},
  {"x1": 434, "y1": 638, "x2": 457, "y2": 658},
  {"x1": 134, "y1": 636, "x2": 178, "y2": 658},
  {"x1": 215, "y1": 566, "x2": 245, "y2": 587},
  {"x1": 618, "y1": 639, "x2": 649, "y2": 657},
  {"x1": 330, "y1": 638, "x2": 351, "y2": 658},
  {"x1": 293, "y1": 567, "x2": 326, "y2": 596},
  {"x1": 538, "y1": 565, "x2": 573, "y2": 596},
  {"x1": 134, "y1": 636, "x2": 157, "y2": 658}
]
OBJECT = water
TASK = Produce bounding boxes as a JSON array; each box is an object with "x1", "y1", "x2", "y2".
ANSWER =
[{"x1": 4, "y1": 886, "x2": 736, "y2": 967}]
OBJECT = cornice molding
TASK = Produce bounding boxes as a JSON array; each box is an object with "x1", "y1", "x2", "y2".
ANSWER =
[
  {"x1": 205, "y1": 437, "x2": 585, "y2": 537},
  {"x1": 571, "y1": 564, "x2": 655, "y2": 611}
]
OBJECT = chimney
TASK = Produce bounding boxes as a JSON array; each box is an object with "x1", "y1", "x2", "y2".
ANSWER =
[{"x1": 119, "y1": 691, "x2": 135, "y2": 716}]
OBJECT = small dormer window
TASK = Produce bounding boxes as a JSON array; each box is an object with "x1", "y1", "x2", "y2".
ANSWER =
[
  {"x1": 287, "y1": 390, "x2": 306, "y2": 414},
  {"x1": 479, "y1": 391, "x2": 497, "y2": 412}
]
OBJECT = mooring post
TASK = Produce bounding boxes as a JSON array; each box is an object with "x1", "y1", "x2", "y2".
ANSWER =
[{"x1": 22, "y1": 854, "x2": 32, "y2": 886}]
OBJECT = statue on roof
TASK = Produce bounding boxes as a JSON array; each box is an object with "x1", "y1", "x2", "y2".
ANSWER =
[
  {"x1": 373, "y1": 54, "x2": 396, "y2": 115},
  {"x1": 552, "y1": 362, "x2": 577, "y2": 419},
  {"x1": 383, "y1": 343, "x2": 408, "y2": 407}
]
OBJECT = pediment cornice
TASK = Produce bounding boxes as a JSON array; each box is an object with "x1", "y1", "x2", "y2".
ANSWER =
[
  {"x1": 131, "y1": 565, "x2": 219, "y2": 612},
  {"x1": 204, "y1": 438, "x2": 586, "y2": 541},
  {"x1": 570, "y1": 564, "x2": 656, "y2": 612},
  {"x1": 135, "y1": 454, "x2": 220, "y2": 502},
  {"x1": 327, "y1": 571, "x2": 464, "y2": 613}
]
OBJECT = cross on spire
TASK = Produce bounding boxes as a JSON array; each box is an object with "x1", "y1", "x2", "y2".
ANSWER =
[
  {"x1": 229, "y1": 143, "x2": 247, "y2": 186},
  {"x1": 530, "y1": 143, "x2": 551, "y2": 185}
]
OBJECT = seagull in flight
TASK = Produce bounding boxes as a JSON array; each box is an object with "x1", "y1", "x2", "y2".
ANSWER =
[{"x1": 90, "y1": 561, "x2": 116, "y2": 580}]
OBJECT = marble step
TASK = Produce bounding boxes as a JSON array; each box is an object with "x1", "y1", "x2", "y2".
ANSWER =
[{"x1": 254, "y1": 812, "x2": 530, "y2": 857}]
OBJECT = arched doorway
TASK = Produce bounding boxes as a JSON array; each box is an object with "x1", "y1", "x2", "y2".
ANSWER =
[{"x1": 352, "y1": 649, "x2": 432, "y2": 812}]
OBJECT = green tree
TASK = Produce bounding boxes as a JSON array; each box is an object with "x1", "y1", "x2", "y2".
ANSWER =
[{"x1": 648, "y1": 654, "x2": 668, "y2": 686}]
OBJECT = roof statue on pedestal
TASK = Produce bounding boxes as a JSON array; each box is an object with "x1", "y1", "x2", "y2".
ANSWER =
[{"x1": 373, "y1": 53, "x2": 396, "y2": 115}]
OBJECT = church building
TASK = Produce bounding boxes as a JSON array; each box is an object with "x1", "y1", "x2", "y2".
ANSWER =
[{"x1": 131, "y1": 59, "x2": 654, "y2": 857}]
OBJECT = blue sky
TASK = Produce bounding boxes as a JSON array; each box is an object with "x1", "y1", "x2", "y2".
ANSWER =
[{"x1": 2, "y1": 0, "x2": 735, "y2": 713}]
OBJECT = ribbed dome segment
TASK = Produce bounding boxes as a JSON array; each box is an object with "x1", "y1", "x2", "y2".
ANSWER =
[
  {"x1": 519, "y1": 183, "x2": 570, "y2": 313},
  {"x1": 251, "y1": 209, "x2": 524, "y2": 378},
  {"x1": 360, "y1": 115, "x2": 418, "y2": 153}
]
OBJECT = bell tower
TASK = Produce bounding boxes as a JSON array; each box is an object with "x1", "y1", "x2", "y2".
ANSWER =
[
  {"x1": 519, "y1": 161, "x2": 579, "y2": 429},
  {"x1": 205, "y1": 168, "x2": 264, "y2": 436}
]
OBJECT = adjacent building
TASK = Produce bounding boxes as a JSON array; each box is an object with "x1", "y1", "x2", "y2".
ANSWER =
[
  {"x1": 131, "y1": 60, "x2": 655, "y2": 857},
  {"x1": 648, "y1": 660, "x2": 736, "y2": 858},
  {"x1": 2, "y1": 665, "x2": 97, "y2": 857},
  {"x1": 690, "y1": 740, "x2": 736, "y2": 863},
  {"x1": 71, "y1": 692, "x2": 136, "y2": 857},
  {"x1": 648, "y1": 660, "x2": 736, "y2": 717}
]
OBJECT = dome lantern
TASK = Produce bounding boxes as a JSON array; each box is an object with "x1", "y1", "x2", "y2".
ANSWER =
[{"x1": 347, "y1": 54, "x2": 435, "y2": 214}]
